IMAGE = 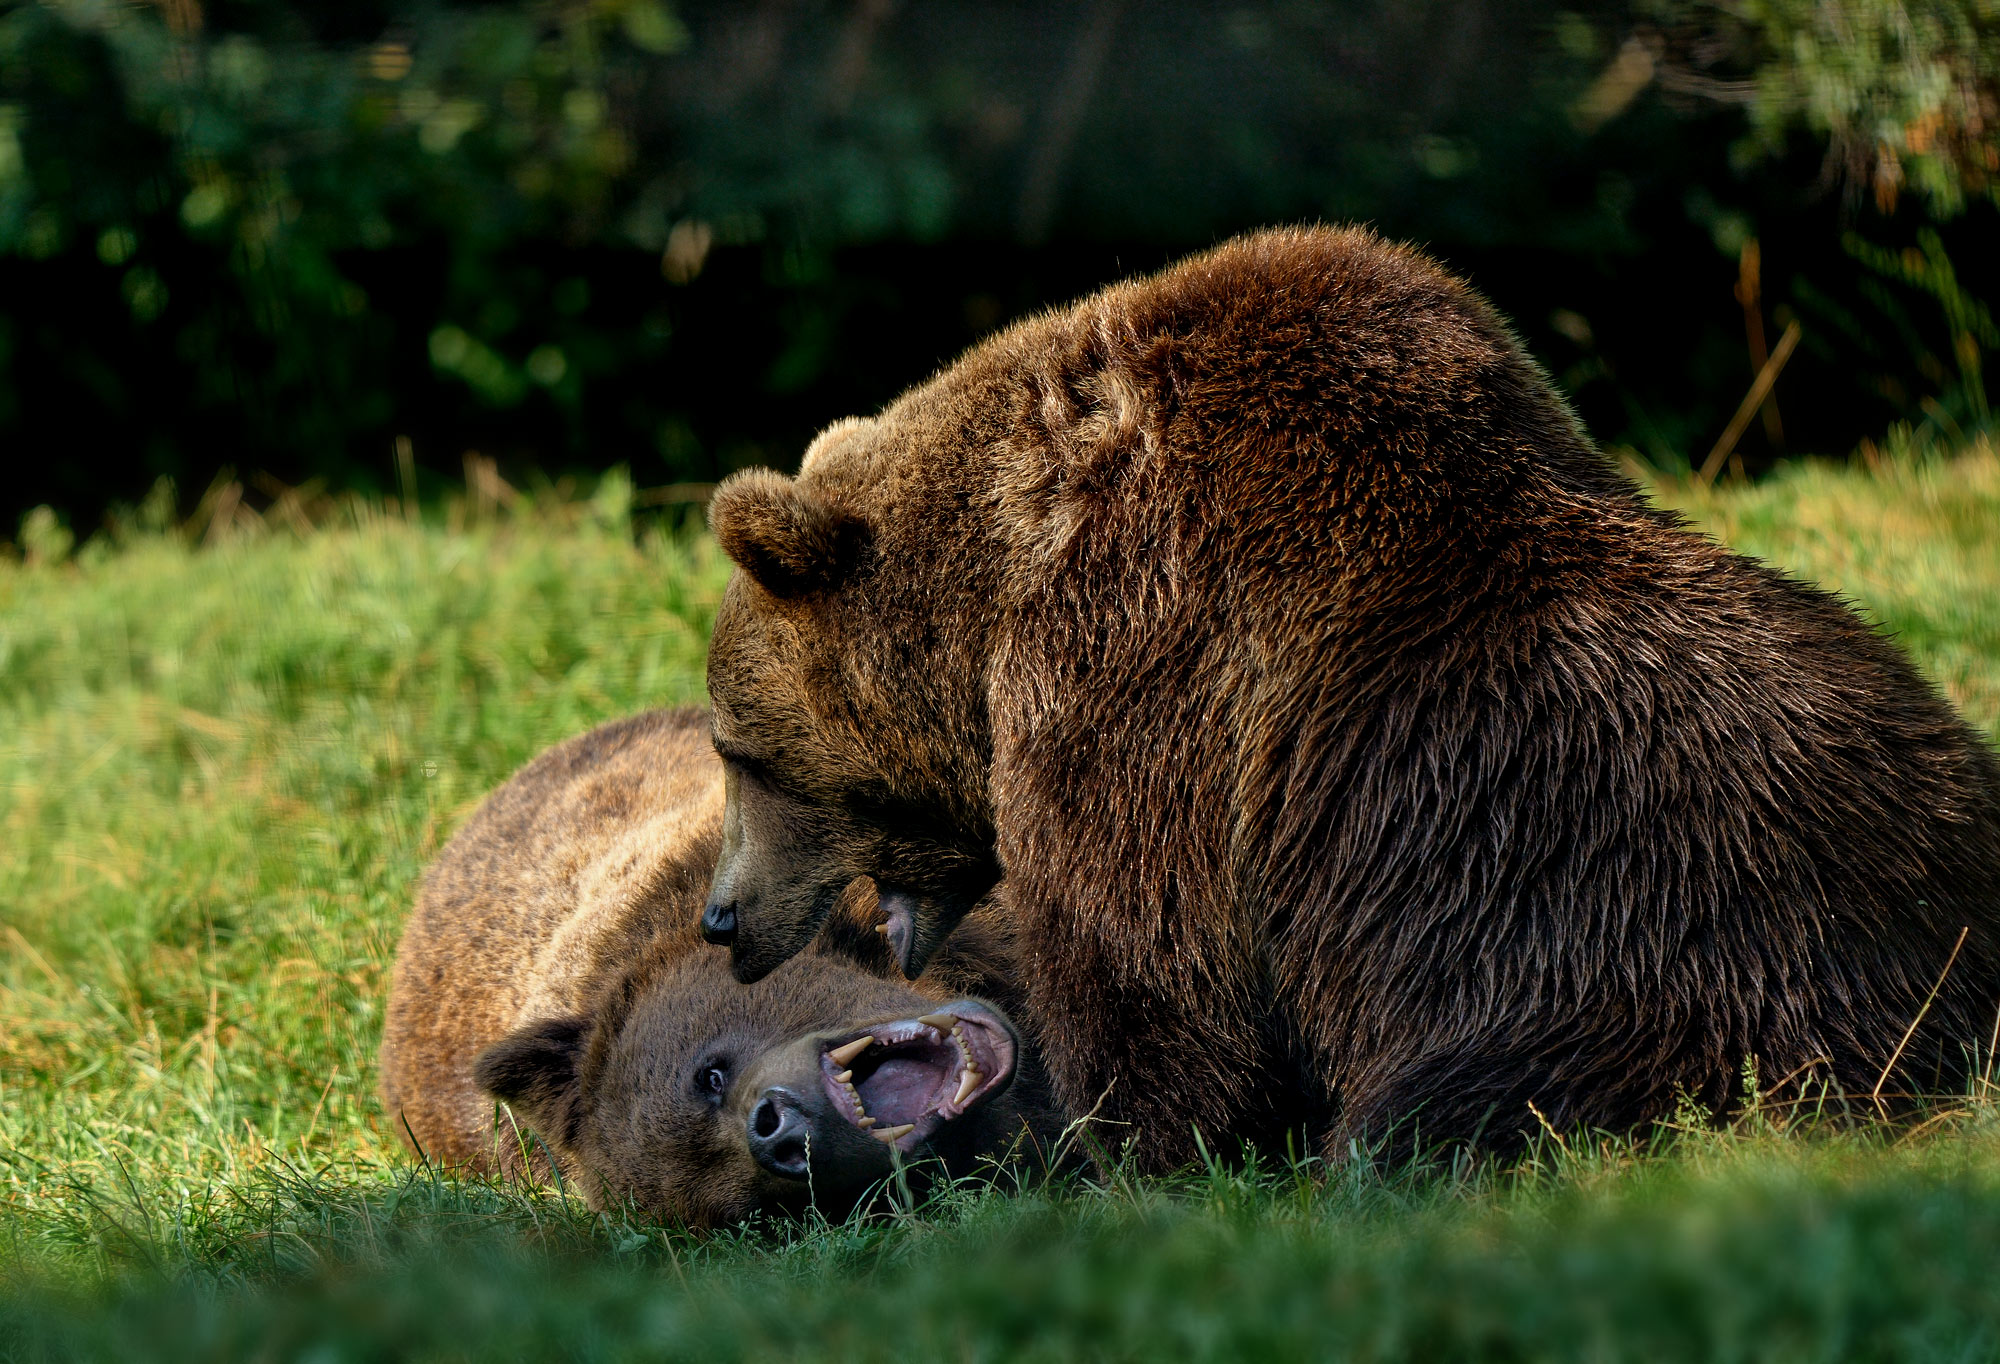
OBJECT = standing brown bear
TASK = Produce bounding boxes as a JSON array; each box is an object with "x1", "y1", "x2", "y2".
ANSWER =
[
  {"x1": 380, "y1": 707, "x2": 1052, "y2": 1225},
  {"x1": 698, "y1": 225, "x2": 2000, "y2": 1170}
]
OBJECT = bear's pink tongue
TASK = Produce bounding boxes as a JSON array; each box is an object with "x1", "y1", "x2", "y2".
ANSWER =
[
  {"x1": 855, "y1": 1055, "x2": 943, "y2": 1121},
  {"x1": 819, "y1": 1007, "x2": 1015, "y2": 1149}
]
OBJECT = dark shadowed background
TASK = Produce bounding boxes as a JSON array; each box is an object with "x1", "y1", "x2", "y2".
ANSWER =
[{"x1": 2, "y1": 0, "x2": 1996, "y2": 532}]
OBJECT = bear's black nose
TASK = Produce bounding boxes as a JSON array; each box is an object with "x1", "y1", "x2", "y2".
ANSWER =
[
  {"x1": 747, "y1": 1089, "x2": 810, "y2": 1178},
  {"x1": 700, "y1": 899, "x2": 737, "y2": 944}
]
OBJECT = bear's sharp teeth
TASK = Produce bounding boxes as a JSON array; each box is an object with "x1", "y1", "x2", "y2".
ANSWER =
[
  {"x1": 952, "y1": 1066, "x2": 982, "y2": 1107},
  {"x1": 918, "y1": 1012, "x2": 957, "y2": 1032},
  {"x1": 827, "y1": 1036, "x2": 874, "y2": 1067},
  {"x1": 872, "y1": 1123, "x2": 915, "y2": 1143},
  {"x1": 874, "y1": 923, "x2": 888, "y2": 935},
  {"x1": 857, "y1": 1116, "x2": 877, "y2": 1128},
  {"x1": 833, "y1": 1069, "x2": 853, "y2": 1084}
]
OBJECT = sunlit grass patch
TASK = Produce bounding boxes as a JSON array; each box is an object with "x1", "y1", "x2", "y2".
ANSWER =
[
  {"x1": 3, "y1": 448, "x2": 2000, "y2": 1358},
  {"x1": 1654, "y1": 438, "x2": 2000, "y2": 738},
  {"x1": 1, "y1": 495, "x2": 731, "y2": 1229}
]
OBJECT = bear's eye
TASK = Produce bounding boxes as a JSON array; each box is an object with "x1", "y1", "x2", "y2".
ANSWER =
[{"x1": 694, "y1": 1058, "x2": 730, "y2": 1105}]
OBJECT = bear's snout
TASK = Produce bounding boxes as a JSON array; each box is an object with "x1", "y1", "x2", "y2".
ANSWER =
[
  {"x1": 747, "y1": 1088, "x2": 811, "y2": 1178},
  {"x1": 699, "y1": 897, "x2": 737, "y2": 945}
]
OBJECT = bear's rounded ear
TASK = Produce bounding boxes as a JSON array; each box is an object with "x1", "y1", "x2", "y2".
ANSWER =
[
  {"x1": 473, "y1": 1015, "x2": 591, "y2": 1148},
  {"x1": 708, "y1": 468, "x2": 870, "y2": 599}
]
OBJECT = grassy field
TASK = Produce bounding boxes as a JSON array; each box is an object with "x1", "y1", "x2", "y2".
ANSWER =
[{"x1": 3, "y1": 448, "x2": 2000, "y2": 1360}]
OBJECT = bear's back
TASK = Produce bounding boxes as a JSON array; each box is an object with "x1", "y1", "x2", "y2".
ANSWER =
[{"x1": 379, "y1": 708, "x2": 723, "y2": 1165}]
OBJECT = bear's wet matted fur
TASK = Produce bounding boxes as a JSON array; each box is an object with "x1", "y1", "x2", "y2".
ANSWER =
[
  {"x1": 698, "y1": 224, "x2": 2000, "y2": 1171},
  {"x1": 379, "y1": 707, "x2": 1054, "y2": 1225}
]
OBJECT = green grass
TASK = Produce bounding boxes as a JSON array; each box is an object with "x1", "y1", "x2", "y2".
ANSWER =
[{"x1": 4, "y1": 447, "x2": 2000, "y2": 1361}]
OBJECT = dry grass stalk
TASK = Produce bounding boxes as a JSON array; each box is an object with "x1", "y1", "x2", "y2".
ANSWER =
[
  {"x1": 1698, "y1": 319, "x2": 1803, "y2": 487},
  {"x1": 1873, "y1": 925, "x2": 1971, "y2": 1118}
]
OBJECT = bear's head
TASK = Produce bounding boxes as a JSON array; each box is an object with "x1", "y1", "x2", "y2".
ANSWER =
[
  {"x1": 700, "y1": 448, "x2": 1007, "y2": 984},
  {"x1": 472, "y1": 941, "x2": 1032, "y2": 1226}
]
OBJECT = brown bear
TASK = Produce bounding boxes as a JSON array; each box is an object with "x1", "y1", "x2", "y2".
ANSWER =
[
  {"x1": 697, "y1": 224, "x2": 2000, "y2": 1172},
  {"x1": 379, "y1": 707, "x2": 1055, "y2": 1226}
]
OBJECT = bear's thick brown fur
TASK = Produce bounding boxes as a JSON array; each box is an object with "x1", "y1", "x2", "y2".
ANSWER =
[
  {"x1": 380, "y1": 708, "x2": 1052, "y2": 1224},
  {"x1": 700, "y1": 224, "x2": 2000, "y2": 1171}
]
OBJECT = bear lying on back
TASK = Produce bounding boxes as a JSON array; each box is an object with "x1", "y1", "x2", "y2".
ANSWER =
[
  {"x1": 379, "y1": 708, "x2": 1054, "y2": 1225},
  {"x1": 697, "y1": 224, "x2": 2000, "y2": 1170}
]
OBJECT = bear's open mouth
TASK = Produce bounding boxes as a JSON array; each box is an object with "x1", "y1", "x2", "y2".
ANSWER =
[{"x1": 818, "y1": 1003, "x2": 1016, "y2": 1153}]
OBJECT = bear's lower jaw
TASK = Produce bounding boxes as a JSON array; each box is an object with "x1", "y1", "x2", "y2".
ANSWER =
[
  {"x1": 873, "y1": 879, "x2": 994, "y2": 981},
  {"x1": 875, "y1": 889, "x2": 919, "y2": 979},
  {"x1": 819, "y1": 1004, "x2": 1017, "y2": 1153}
]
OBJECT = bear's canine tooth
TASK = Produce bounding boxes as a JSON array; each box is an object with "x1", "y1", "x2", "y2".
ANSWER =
[
  {"x1": 918, "y1": 1012, "x2": 958, "y2": 1032},
  {"x1": 827, "y1": 1036, "x2": 874, "y2": 1067},
  {"x1": 952, "y1": 1066, "x2": 982, "y2": 1107},
  {"x1": 872, "y1": 1123, "x2": 915, "y2": 1142},
  {"x1": 874, "y1": 923, "x2": 888, "y2": 935}
]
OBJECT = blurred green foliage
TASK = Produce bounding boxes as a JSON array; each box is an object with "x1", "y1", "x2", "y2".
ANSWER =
[
  {"x1": 1, "y1": 0, "x2": 1997, "y2": 529},
  {"x1": 1658, "y1": 0, "x2": 2000, "y2": 218},
  {"x1": 0, "y1": 0, "x2": 701, "y2": 506},
  {"x1": 1644, "y1": 0, "x2": 2000, "y2": 435}
]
